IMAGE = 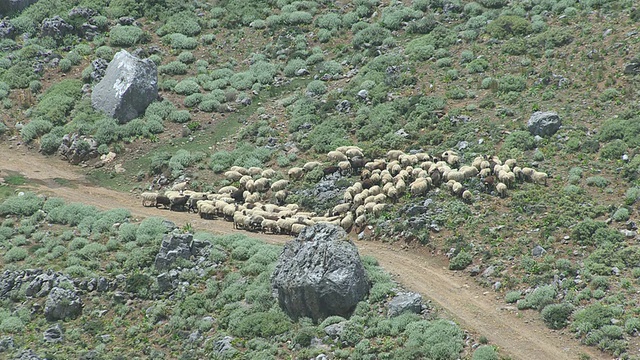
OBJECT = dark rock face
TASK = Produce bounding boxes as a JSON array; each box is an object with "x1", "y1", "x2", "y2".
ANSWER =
[
  {"x1": 90, "y1": 58, "x2": 109, "y2": 82},
  {"x1": 91, "y1": 50, "x2": 158, "y2": 123},
  {"x1": 271, "y1": 224, "x2": 370, "y2": 322},
  {"x1": 41, "y1": 16, "x2": 74, "y2": 38},
  {"x1": 527, "y1": 111, "x2": 562, "y2": 137},
  {"x1": 154, "y1": 233, "x2": 195, "y2": 271},
  {"x1": 43, "y1": 324, "x2": 64, "y2": 343},
  {"x1": 0, "y1": 19, "x2": 15, "y2": 39},
  {"x1": 624, "y1": 61, "x2": 640, "y2": 75},
  {"x1": 0, "y1": 0, "x2": 40, "y2": 15},
  {"x1": 387, "y1": 292, "x2": 423, "y2": 317},
  {"x1": 44, "y1": 287, "x2": 83, "y2": 321},
  {"x1": 57, "y1": 133, "x2": 99, "y2": 165}
]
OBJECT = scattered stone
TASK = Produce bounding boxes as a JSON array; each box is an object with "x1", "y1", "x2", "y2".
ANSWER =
[
  {"x1": 612, "y1": 267, "x2": 621, "y2": 276},
  {"x1": 154, "y1": 232, "x2": 195, "y2": 271},
  {"x1": 41, "y1": 16, "x2": 74, "y2": 38},
  {"x1": 91, "y1": 50, "x2": 158, "y2": 123},
  {"x1": 295, "y1": 68, "x2": 310, "y2": 76},
  {"x1": 387, "y1": 292, "x2": 423, "y2": 317},
  {"x1": 624, "y1": 61, "x2": 640, "y2": 75},
  {"x1": 395, "y1": 128, "x2": 409, "y2": 138},
  {"x1": 323, "y1": 322, "x2": 346, "y2": 337},
  {"x1": 481, "y1": 266, "x2": 495, "y2": 278},
  {"x1": 527, "y1": 111, "x2": 562, "y2": 137},
  {"x1": 532, "y1": 245, "x2": 547, "y2": 257},
  {"x1": 457, "y1": 141, "x2": 469, "y2": 150},
  {"x1": 469, "y1": 265, "x2": 481, "y2": 276},
  {"x1": 357, "y1": 89, "x2": 369, "y2": 100},
  {"x1": 493, "y1": 281, "x2": 502, "y2": 291},
  {"x1": 15, "y1": 349, "x2": 42, "y2": 360},
  {"x1": 118, "y1": 16, "x2": 136, "y2": 26},
  {"x1": 45, "y1": 287, "x2": 83, "y2": 321},
  {"x1": 43, "y1": 324, "x2": 63, "y2": 343},
  {"x1": 90, "y1": 58, "x2": 109, "y2": 82},
  {"x1": 213, "y1": 336, "x2": 235, "y2": 355},
  {"x1": 0, "y1": 336, "x2": 14, "y2": 352},
  {"x1": 114, "y1": 164, "x2": 126, "y2": 174},
  {"x1": 335, "y1": 100, "x2": 351, "y2": 113},
  {"x1": 0, "y1": 19, "x2": 15, "y2": 39},
  {"x1": 57, "y1": 133, "x2": 99, "y2": 165},
  {"x1": 271, "y1": 224, "x2": 370, "y2": 322},
  {"x1": 68, "y1": 7, "x2": 97, "y2": 19}
]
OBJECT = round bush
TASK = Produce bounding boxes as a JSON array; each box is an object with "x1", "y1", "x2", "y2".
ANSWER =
[
  {"x1": 177, "y1": 51, "x2": 196, "y2": 64},
  {"x1": 174, "y1": 79, "x2": 201, "y2": 95},
  {"x1": 4, "y1": 246, "x2": 28, "y2": 262},
  {"x1": 541, "y1": 303, "x2": 574, "y2": 329},
  {"x1": 449, "y1": 251, "x2": 472, "y2": 270},
  {"x1": 306, "y1": 80, "x2": 327, "y2": 96},
  {"x1": 59, "y1": 58, "x2": 72, "y2": 72},
  {"x1": 169, "y1": 110, "x2": 191, "y2": 123},
  {"x1": 472, "y1": 345, "x2": 499, "y2": 360}
]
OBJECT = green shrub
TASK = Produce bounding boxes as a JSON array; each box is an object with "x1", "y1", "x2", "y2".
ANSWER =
[
  {"x1": 162, "y1": 33, "x2": 198, "y2": 49},
  {"x1": 472, "y1": 345, "x2": 499, "y2": 360},
  {"x1": 466, "y1": 57, "x2": 490, "y2": 73},
  {"x1": 502, "y1": 131, "x2": 535, "y2": 152},
  {"x1": 401, "y1": 319, "x2": 464, "y2": 360},
  {"x1": 612, "y1": 207, "x2": 630, "y2": 222},
  {"x1": 158, "y1": 61, "x2": 188, "y2": 75},
  {"x1": 353, "y1": 24, "x2": 392, "y2": 48},
  {"x1": 4, "y1": 247, "x2": 28, "y2": 262},
  {"x1": 406, "y1": 36, "x2": 435, "y2": 61},
  {"x1": 0, "y1": 193, "x2": 44, "y2": 216},
  {"x1": 505, "y1": 291, "x2": 522, "y2": 303},
  {"x1": 0, "y1": 316, "x2": 24, "y2": 333},
  {"x1": 380, "y1": 6, "x2": 421, "y2": 30},
  {"x1": 541, "y1": 303, "x2": 574, "y2": 329},
  {"x1": 572, "y1": 302, "x2": 623, "y2": 336},
  {"x1": 585, "y1": 176, "x2": 610, "y2": 188},
  {"x1": 47, "y1": 203, "x2": 98, "y2": 226},
  {"x1": 174, "y1": 79, "x2": 200, "y2": 95},
  {"x1": 109, "y1": 26, "x2": 149, "y2": 47},
  {"x1": 156, "y1": 12, "x2": 201, "y2": 37},
  {"x1": 448, "y1": 251, "x2": 472, "y2": 270},
  {"x1": 59, "y1": 58, "x2": 72, "y2": 72},
  {"x1": 624, "y1": 187, "x2": 640, "y2": 205},
  {"x1": 168, "y1": 110, "x2": 191, "y2": 123},
  {"x1": 286, "y1": 11, "x2": 313, "y2": 25},
  {"x1": 486, "y1": 15, "x2": 532, "y2": 39},
  {"x1": 517, "y1": 285, "x2": 556, "y2": 311},
  {"x1": 230, "y1": 309, "x2": 292, "y2": 338},
  {"x1": 316, "y1": 13, "x2": 342, "y2": 30},
  {"x1": 306, "y1": 80, "x2": 327, "y2": 96},
  {"x1": 20, "y1": 119, "x2": 52, "y2": 142},
  {"x1": 250, "y1": 61, "x2": 277, "y2": 85},
  {"x1": 31, "y1": 79, "x2": 82, "y2": 125},
  {"x1": 177, "y1": 51, "x2": 195, "y2": 64},
  {"x1": 600, "y1": 139, "x2": 627, "y2": 160},
  {"x1": 572, "y1": 219, "x2": 607, "y2": 246},
  {"x1": 39, "y1": 132, "x2": 63, "y2": 155},
  {"x1": 498, "y1": 74, "x2": 527, "y2": 93}
]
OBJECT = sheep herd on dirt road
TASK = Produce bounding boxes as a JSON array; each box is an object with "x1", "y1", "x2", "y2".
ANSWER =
[{"x1": 138, "y1": 146, "x2": 549, "y2": 235}]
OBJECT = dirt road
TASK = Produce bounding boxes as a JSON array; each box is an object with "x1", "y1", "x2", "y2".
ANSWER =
[{"x1": 0, "y1": 146, "x2": 608, "y2": 360}]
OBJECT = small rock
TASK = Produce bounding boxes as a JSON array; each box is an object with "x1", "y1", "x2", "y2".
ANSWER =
[
  {"x1": 213, "y1": 336, "x2": 235, "y2": 355},
  {"x1": 44, "y1": 287, "x2": 83, "y2": 321},
  {"x1": 43, "y1": 324, "x2": 63, "y2": 343},
  {"x1": 527, "y1": 111, "x2": 562, "y2": 137},
  {"x1": 481, "y1": 266, "x2": 495, "y2": 278},
  {"x1": 387, "y1": 292, "x2": 422, "y2": 317},
  {"x1": 295, "y1": 68, "x2": 310, "y2": 76},
  {"x1": 532, "y1": 245, "x2": 547, "y2": 257},
  {"x1": 357, "y1": 89, "x2": 369, "y2": 100},
  {"x1": 493, "y1": 281, "x2": 502, "y2": 291},
  {"x1": 324, "y1": 322, "x2": 346, "y2": 337},
  {"x1": 395, "y1": 128, "x2": 409, "y2": 138},
  {"x1": 612, "y1": 267, "x2": 620, "y2": 276},
  {"x1": 0, "y1": 336, "x2": 14, "y2": 352}
]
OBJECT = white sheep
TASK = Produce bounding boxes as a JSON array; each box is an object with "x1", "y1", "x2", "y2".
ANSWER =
[
  {"x1": 445, "y1": 169, "x2": 465, "y2": 183},
  {"x1": 171, "y1": 181, "x2": 189, "y2": 192},
  {"x1": 239, "y1": 175, "x2": 253, "y2": 188},
  {"x1": 364, "y1": 195, "x2": 377, "y2": 205},
  {"x1": 355, "y1": 205, "x2": 366, "y2": 217},
  {"x1": 369, "y1": 185, "x2": 382, "y2": 196},
  {"x1": 374, "y1": 193, "x2": 387, "y2": 203},
  {"x1": 328, "y1": 150, "x2": 348, "y2": 162},
  {"x1": 290, "y1": 223, "x2": 306, "y2": 235},
  {"x1": 531, "y1": 171, "x2": 548, "y2": 185},
  {"x1": 230, "y1": 166, "x2": 249, "y2": 175},
  {"x1": 395, "y1": 178, "x2": 406, "y2": 194},
  {"x1": 410, "y1": 178, "x2": 429, "y2": 196},
  {"x1": 261, "y1": 169, "x2": 277, "y2": 179},
  {"x1": 233, "y1": 211, "x2": 246, "y2": 229},
  {"x1": 472, "y1": 156, "x2": 484, "y2": 171},
  {"x1": 496, "y1": 182, "x2": 507, "y2": 198},
  {"x1": 277, "y1": 217, "x2": 295, "y2": 234},
  {"x1": 338, "y1": 161, "x2": 352, "y2": 174},
  {"x1": 521, "y1": 167, "x2": 535, "y2": 181},
  {"x1": 372, "y1": 203, "x2": 386, "y2": 217},
  {"x1": 415, "y1": 152, "x2": 431, "y2": 161},
  {"x1": 386, "y1": 186, "x2": 399, "y2": 202},
  {"x1": 288, "y1": 167, "x2": 304, "y2": 180},
  {"x1": 340, "y1": 212, "x2": 354, "y2": 231},
  {"x1": 452, "y1": 181, "x2": 464, "y2": 196},
  {"x1": 224, "y1": 170, "x2": 244, "y2": 182},
  {"x1": 218, "y1": 185, "x2": 239, "y2": 195},
  {"x1": 345, "y1": 148, "x2": 364, "y2": 159},
  {"x1": 199, "y1": 203, "x2": 217, "y2": 219},
  {"x1": 504, "y1": 158, "x2": 517, "y2": 169},
  {"x1": 303, "y1": 161, "x2": 322, "y2": 172},
  {"x1": 248, "y1": 166, "x2": 263, "y2": 176},
  {"x1": 462, "y1": 190, "x2": 472, "y2": 203},
  {"x1": 270, "y1": 179, "x2": 289, "y2": 192},
  {"x1": 355, "y1": 214, "x2": 367, "y2": 229},
  {"x1": 261, "y1": 219, "x2": 280, "y2": 234},
  {"x1": 386, "y1": 149, "x2": 405, "y2": 161},
  {"x1": 254, "y1": 178, "x2": 271, "y2": 192},
  {"x1": 332, "y1": 203, "x2": 351, "y2": 216},
  {"x1": 275, "y1": 190, "x2": 288, "y2": 204},
  {"x1": 141, "y1": 192, "x2": 158, "y2": 207},
  {"x1": 459, "y1": 165, "x2": 478, "y2": 180}
]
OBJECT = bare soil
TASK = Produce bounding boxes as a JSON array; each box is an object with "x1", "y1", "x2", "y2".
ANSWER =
[{"x1": 0, "y1": 144, "x2": 610, "y2": 360}]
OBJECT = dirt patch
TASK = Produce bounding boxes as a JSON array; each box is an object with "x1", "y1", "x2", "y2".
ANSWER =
[{"x1": 0, "y1": 143, "x2": 610, "y2": 360}]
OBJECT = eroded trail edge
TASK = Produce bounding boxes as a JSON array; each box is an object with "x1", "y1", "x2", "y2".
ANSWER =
[{"x1": 0, "y1": 148, "x2": 608, "y2": 360}]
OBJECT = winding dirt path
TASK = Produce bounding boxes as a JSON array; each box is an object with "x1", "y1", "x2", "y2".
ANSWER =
[{"x1": 0, "y1": 145, "x2": 609, "y2": 360}]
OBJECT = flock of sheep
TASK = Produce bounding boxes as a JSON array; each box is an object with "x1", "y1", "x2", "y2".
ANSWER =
[{"x1": 138, "y1": 145, "x2": 549, "y2": 235}]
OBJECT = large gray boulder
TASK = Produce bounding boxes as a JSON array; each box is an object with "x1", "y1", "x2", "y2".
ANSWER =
[
  {"x1": 44, "y1": 287, "x2": 83, "y2": 321},
  {"x1": 91, "y1": 50, "x2": 157, "y2": 123},
  {"x1": 271, "y1": 224, "x2": 370, "y2": 322},
  {"x1": 154, "y1": 232, "x2": 194, "y2": 271},
  {"x1": 527, "y1": 111, "x2": 562, "y2": 137}
]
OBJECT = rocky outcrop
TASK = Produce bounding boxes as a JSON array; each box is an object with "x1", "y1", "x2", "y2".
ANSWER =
[
  {"x1": 0, "y1": 0, "x2": 40, "y2": 15},
  {"x1": 40, "y1": 16, "x2": 74, "y2": 38},
  {"x1": 43, "y1": 324, "x2": 64, "y2": 343},
  {"x1": 387, "y1": 292, "x2": 423, "y2": 317},
  {"x1": 58, "y1": 133, "x2": 99, "y2": 165},
  {"x1": 527, "y1": 111, "x2": 562, "y2": 137},
  {"x1": 0, "y1": 19, "x2": 15, "y2": 39},
  {"x1": 154, "y1": 232, "x2": 195, "y2": 271},
  {"x1": 91, "y1": 50, "x2": 158, "y2": 123},
  {"x1": 44, "y1": 287, "x2": 83, "y2": 321},
  {"x1": 271, "y1": 224, "x2": 370, "y2": 322}
]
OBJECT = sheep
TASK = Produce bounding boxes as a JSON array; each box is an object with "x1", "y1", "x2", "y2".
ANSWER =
[
  {"x1": 225, "y1": 170, "x2": 244, "y2": 182},
  {"x1": 442, "y1": 151, "x2": 460, "y2": 167},
  {"x1": 531, "y1": 171, "x2": 548, "y2": 185},
  {"x1": 141, "y1": 192, "x2": 158, "y2": 207},
  {"x1": 452, "y1": 181, "x2": 464, "y2": 196},
  {"x1": 369, "y1": 185, "x2": 382, "y2": 196},
  {"x1": 338, "y1": 161, "x2": 352, "y2": 175},
  {"x1": 381, "y1": 172, "x2": 394, "y2": 185},
  {"x1": 277, "y1": 217, "x2": 295, "y2": 234},
  {"x1": 386, "y1": 149, "x2": 405, "y2": 161},
  {"x1": 230, "y1": 166, "x2": 249, "y2": 175},
  {"x1": 496, "y1": 182, "x2": 507, "y2": 198},
  {"x1": 472, "y1": 156, "x2": 484, "y2": 171},
  {"x1": 504, "y1": 158, "x2": 517, "y2": 169},
  {"x1": 399, "y1": 154, "x2": 418, "y2": 166},
  {"x1": 270, "y1": 179, "x2": 289, "y2": 192},
  {"x1": 353, "y1": 193, "x2": 366, "y2": 207},
  {"x1": 415, "y1": 152, "x2": 431, "y2": 161},
  {"x1": 155, "y1": 195, "x2": 171, "y2": 209},
  {"x1": 372, "y1": 203, "x2": 386, "y2": 217},
  {"x1": 218, "y1": 185, "x2": 239, "y2": 195},
  {"x1": 386, "y1": 186, "x2": 399, "y2": 202},
  {"x1": 245, "y1": 179, "x2": 255, "y2": 193},
  {"x1": 186, "y1": 194, "x2": 208, "y2": 213},
  {"x1": 254, "y1": 178, "x2": 271, "y2": 192},
  {"x1": 340, "y1": 212, "x2": 354, "y2": 231},
  {"x1": 164, "y1": 190, "x2": 182, "y2": 200},
  {"x1": 285, "y1": 203, "x2": 299, "y2": 211},
  {"x1": 206, "y1": 193, "x2": 222, "y2": 201},
  {"x1": 199, "y1": 203, "x2": 217, "y2": 219},
  {"x1": 462, "y1": 190, "x2": 473, "y2": 203},
  {"x1": 445, "y1": 169, "x2": 465, "y2": 183},
  {"x1": 171, "y1": 181, "x2": 189, "y2": 192},
  {"x1": 345, "y1": 148, "x2": 364, "y2": 159},
  {"x1": 364, "y1": 195, "x2": 377, "y2": 205},
  {"x1": 352, "y1": 182, "x2": 363, "y2": 194},
  {"x1": 303, "y1": 161, "x2": 322, "y2": 172},
  {"x1": 343, "y1": 191, "x2": 354, "y2": 203},
  {"x1": 233, "y1": 211, "x2": 246, "y2": 229},
  {"x1": 361, "y1": 178, "x2": 374, "y2": 190},
  {"x1": 355, "y1": 214, "x2": 367, "y2": 230},
  {"x1": 410, "y1": 178, "x2": 429, "y2": 196},
  {"x1": 328, "y1": 150, "x2": 348, "y2": 162},
  {"x1": 239, "y1": 175, "x2": 253, "y2": 188},
  {"x1": 275, "y1": 190, "x2": 288, "y2": 205},
  {"x1": 365, "y1": 160, "x2": 386, "y2": 171},
  {"x1": 513, "y1": 166, "x2": 524, "y2": 182},
  {"x1": 521, "y1": 167, "x2": 536, "y2": 181},
  {"x1": 261, "y1": 169, "x2": 277, "y2": 179},
  {"x1": 245, "y1": 214, "x2": 265, "y2": 232},
  {"x1": 223, "y1": 203, "x2": 238, "y2": 220},
  {"x1": 248, "y1": 167, "x2": 262, "y2": 176},
  {"x1": 170, "y1": 195, "x2": 190, "y2": 211},
  {"x1": 290, "y1": 223, "x2": 306, "y2": 235},
  {"x1": 332, "y1": 203, "x2": 351, "y2": 216},
  {"x1": 479, "y1": 168, "x2": 492, "y2": 178},
  {"x1": 355, "y1": 205, "x2": 366, "y2": 217},
  {"x1": 288, "y1": 167, "x2": 304, "y2": 180},
  {"x1": 459, "y1": 165, "x2": 479, "y2": 180},
  {"x1": 244, "y1": 192, "x2": 260, "y2": 204},
  {"x1": 261, "y1": 219, "x2": 280, "y2": 234},
  {"x1": 369, "y1": 173, "x2": 381, "y2": 185},
  {"x1": 389, "y1": 162, "x2": 402, "y2": 176},
  {"x1": 395, "y1": 178, "x2": 406, "y2": 194},
  {"x1": 364, "y1": 201, "x2": 376, "y2": 214},
  {"x1": 349, "y1": 157, "x2": 367, "y2": 173},
  {"x1": 374, "y1": 193, "x2": 387, "y2": 203}
]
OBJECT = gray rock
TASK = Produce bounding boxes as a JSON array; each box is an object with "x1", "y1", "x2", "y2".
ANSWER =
[
  {"x1": 41, "y1": 16, "x2": 74, "y2": 38},
  {"x1": 0, "y1": 0, "x2": 40, "y2": 15},
  {"x1": 0, "y1": 19, "x2": 15, "y2": 39},
  {"x1": 0, "y1": 336, "x2": 14, "y2": 352},
  {"x1": 481, "y1": 266, "x2": 495, "y2": 278},
  {"x1": 43, "y1": 324, "x2": 63, "y2": 343},
  {"x1": 90, "y1": 58, "x2": 109, "y2": 82},
  {"x1": 44, "y1": 287, "x2": 82, "y2": 321},
  {"x1": 154, "y1": 232, "x2": 194, "y2": 271},
  {"x1": 335, "y1": 100, "x2": 351, "y2": 113},
  {"x1": 295, "y1": 68, "x2": 309, "y2": 76},
  {"x1": 357, "y1": 89, "x2": 369, "y2": 100},
  {"x1": 527, "y1": 111, "x2": 562, "y2": 137},
  {"x1": 612, "y1": 267, "x2": 620, "y2": 276},
  {"x1": 532, "y1": 245, "x2": 547, "y2": 257},
  {"x1": 213, "y1": 336, "x2": 235, "y2": 355},
  {"x1": 271, "y1": 224, "x2": 370, "y2": 322},
  {"x1": 96, "y1": 277, "x2": 109, "y2": 292},
  {"x1": 387, "y1": 292, "x2": 422, "y2": 317},
  {"x1": 493, "y1": 281, "x2": 502, "y2": 291},
  {"x1": 395, "y1": 128, "x2": 409, "y2": 138},
  {"x1": 57, "y1": 133, "x2": 99, "y2": 165},
  {"x1": 15, "y1": 349, "x2": 42, "y2": 360},
  {"x1": 624, "y1": 62, "x2": 640, "y2": 75},
  {"x1": 323, "y1": 322, "x2": 346, "y2": 337},
  {"x1": 91, "y1": 50, "x2": 158, "y2": 123},
  {"x1": 68, "y1": 6, "x2": 97, "y2": 19},
  {"x1": 118, "y1": 16, "x2": 136, "y2": 26}
]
